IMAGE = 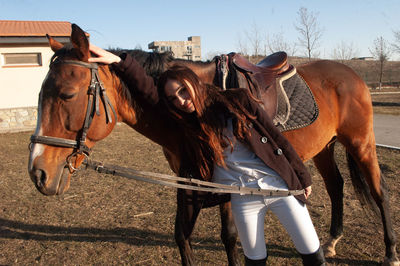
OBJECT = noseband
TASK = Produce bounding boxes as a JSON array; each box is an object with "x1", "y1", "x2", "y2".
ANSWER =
[{"x1": 30, "y1": 59, "x2": 117, "y2": 171}]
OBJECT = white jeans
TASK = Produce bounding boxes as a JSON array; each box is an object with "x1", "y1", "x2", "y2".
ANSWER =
[{"x1": 231, "y1": 193, "x2": 320, "y2": 260}]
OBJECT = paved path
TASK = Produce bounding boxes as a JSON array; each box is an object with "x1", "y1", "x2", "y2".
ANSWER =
[{"x1": 373, "y1": 114, "x2": 400, "y2": 148}]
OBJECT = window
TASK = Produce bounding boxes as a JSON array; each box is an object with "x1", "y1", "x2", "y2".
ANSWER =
[
  {"x1": 186, "y1": 46, "x2": 192, "y2": 54},
  {"x1": 160, "y1": 46, "x2": 171, "y2": 52},
  {"x1": 2, "y1": 53, "x2": 42, "y2": 67}
]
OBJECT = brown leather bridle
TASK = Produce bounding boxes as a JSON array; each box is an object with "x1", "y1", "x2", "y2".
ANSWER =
[{"x1": 30, "y1": 59, "x2": 117, "y2": 172}]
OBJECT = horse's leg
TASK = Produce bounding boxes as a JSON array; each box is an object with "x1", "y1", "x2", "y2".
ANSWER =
[
  {"x1": 161, "y1": 149, "x2": 199, "y2": 265},
  {"x1": 175, "y1": 188, "x2": 203, "y2": 266},
  {"x1": 312, "y1": 141, "x2": 344, "y2": 258},
  {"x1": 219, "y1": 201, "x2": 240, "y2": 266},
  {"x1": 341, "y1": 135, "x2": 399, "y2": 265}
]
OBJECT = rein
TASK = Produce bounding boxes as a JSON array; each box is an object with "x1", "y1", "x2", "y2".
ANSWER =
[
  {"x1": 30, "y1": 59, "x2": 117, "y2": 171},
  {"x1": 83, "y1": 158, "x2": 305, "y2": 197}
]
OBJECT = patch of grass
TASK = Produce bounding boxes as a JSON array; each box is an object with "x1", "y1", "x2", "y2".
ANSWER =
[
  {"x1": 373, "y1": 106, "x2": 400, "y2": 115},
  {"x1": 371, "y1": 91, "x2": 400, "y2": 115}
]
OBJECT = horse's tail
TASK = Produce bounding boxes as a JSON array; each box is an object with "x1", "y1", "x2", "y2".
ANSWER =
[{"x1": 346, "y1": 151, "x2": 382, "y2": 216}]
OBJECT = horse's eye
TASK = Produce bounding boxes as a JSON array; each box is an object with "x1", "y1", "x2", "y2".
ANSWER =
[{"x1": 59, "y1": 92, "x2": 77, "y2": 100}]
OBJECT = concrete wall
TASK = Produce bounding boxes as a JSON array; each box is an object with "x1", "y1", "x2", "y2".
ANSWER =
[{"x1": 0, "y1": 106, "x2": 37, "y2": 133}]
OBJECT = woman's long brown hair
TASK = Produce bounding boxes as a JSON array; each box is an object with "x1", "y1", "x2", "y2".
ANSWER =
[{"x1": 158, "y1": 66, "x2": 257, "y2": 181}]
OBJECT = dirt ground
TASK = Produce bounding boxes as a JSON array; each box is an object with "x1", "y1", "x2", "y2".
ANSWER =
[
  {"x1": 0, "y1": 118, "x2": 399, "y2": 265},
  {"x1": 0, "y1": 90, "x2": 399, "y2": 265}
]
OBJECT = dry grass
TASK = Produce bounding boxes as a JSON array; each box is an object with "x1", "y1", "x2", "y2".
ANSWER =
[
  {"x1": 371, "y1": 89, "x2": 400, "y2": 115},
  {"x1": 372, "y1": 106, "x2": 400, "y2": 115},
  {"x1": 0, "y1": 123, "x2": 399, "y2": 265}
]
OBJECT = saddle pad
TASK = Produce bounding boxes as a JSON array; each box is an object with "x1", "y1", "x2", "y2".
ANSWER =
[{"x1": 274, "y1": 69, "x2": 319, "y2": 132}]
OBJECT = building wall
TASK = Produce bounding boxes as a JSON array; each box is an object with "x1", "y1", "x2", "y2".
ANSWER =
[
  {"x1": 0, "y1": 43, "x2": 55, "y2": 132},
  {"x1": 0, "y1": 43, "x2": 53, "y2": 109},
  {"x1": 148, "y1": 36, "x2": 201, "y2": 61},
  {"x1": 188, "y1": 36, "x2": 201, "y2": 61}
]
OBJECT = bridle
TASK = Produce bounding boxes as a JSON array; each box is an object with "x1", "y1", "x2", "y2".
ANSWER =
[{"x1": 29, "y1": 59, "x2": 117, "y2": 172}]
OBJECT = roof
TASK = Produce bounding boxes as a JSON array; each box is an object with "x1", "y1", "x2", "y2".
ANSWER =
[{"x1": 0, "y1": 20, "x2": 86, "y2": 37}]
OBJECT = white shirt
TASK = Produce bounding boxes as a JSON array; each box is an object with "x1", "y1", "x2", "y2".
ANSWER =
[{"x1": 212, "y1": 119, "x2": 288, "y2": 191}]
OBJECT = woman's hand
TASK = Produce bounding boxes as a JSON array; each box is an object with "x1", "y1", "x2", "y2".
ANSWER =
[
  {"x1": 88, "y1": 44, "x2": 121, "y2": 65},
  {"x1": 304, "y1": 186, "x2": 312, "y2": 199}
]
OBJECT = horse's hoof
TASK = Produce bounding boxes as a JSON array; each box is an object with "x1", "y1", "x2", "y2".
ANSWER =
[
  {"x1": 382, "y1": 257, "x2": 400, "y2": 266},
  {"x1": 322, "y1": 244, "x2": 336, "y2": 258},
  {"x1": 322, "y1": 235, "x2": 342, "y2": 258}
]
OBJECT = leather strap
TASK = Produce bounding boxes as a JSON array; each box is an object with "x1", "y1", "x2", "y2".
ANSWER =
[
  {"x1": 84, "y1": 159, "x2": 305, "y2": 197},
  {"x1": 30, "y1": 135, "x2": 79, "y2": 149},
  {"x1": 30, "y1": 59, "x2": 117, "y2": 158},
  {"x1": 52, "y1": 59, "x2": 99, "y2": 69}
]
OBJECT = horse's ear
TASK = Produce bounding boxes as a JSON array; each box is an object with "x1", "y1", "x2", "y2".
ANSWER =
[
  {"x1": 47, "y1": 34, "x2": 63, "y2": 52},
  {"x1": 70, "y1": 24, "x2": 89, "y2": 61}
]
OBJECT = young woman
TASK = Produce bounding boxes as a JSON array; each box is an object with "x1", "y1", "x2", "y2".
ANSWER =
[{"x1": 89, "y1": 45, "x2": 326, "y2": 266}]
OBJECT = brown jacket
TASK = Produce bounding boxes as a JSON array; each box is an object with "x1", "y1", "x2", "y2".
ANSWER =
[{"x1": 115, "y1": 53, "x2": 312, "y2": 203}]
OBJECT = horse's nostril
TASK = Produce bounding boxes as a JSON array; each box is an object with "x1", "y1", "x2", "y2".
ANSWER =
[{"x1": 33, "y1": 169, "x2": 47, "y2": 188}]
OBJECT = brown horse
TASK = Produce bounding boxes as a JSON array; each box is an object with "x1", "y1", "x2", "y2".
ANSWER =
[{"x1": 28, "y1": 24, "x2": 398, "y2": 265}]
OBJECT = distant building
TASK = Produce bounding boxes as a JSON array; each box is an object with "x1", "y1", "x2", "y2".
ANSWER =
[
  {"x1": 148, "y1": 36, "x2": 201, "y2": 61},
  {"x1": 352, "y1": 56, "x2": 374, "y2": 61}
]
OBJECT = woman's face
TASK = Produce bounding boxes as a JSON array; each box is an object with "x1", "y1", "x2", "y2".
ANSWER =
[{"x1": 164, "y1": 78, "x2": 196, "y2": 113}]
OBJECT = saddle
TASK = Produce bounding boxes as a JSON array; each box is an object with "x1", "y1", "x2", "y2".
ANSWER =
[
  {"x1": 218, "y1": 52, "x2": 318, "y2": 131},
  {"x1": 223, "y1": 52, "x2": 291, "y2": 120},
  {"x1": 233, "y1": 51, "x2": 289, "y2": 74}
]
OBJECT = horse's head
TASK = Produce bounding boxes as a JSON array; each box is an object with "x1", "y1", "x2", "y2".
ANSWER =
[{"x1": 28, "y1": 24, "x2": 122, "y2": 195}]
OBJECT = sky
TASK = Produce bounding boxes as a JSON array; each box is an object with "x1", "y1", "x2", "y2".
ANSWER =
[{"x1": 1, "y1": 0, "x2": 400, "y2": 60}]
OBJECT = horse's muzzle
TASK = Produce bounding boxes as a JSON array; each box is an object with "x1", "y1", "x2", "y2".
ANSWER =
[{"x1": 29, "y1": 164, "x2": 71, "y2": 195}]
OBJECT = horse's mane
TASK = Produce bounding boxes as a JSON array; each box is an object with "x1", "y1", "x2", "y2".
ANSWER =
[
  {"x1": 50, "y1": 43, "x2": 75, "y2": 63},
  {"x1": 108, "y1": 49, "x2": 174, "y2": 84},
  {"x1": 103, "y1": 49, "x2": 175, "y2": 120},
  {"x1": 108, "y1": 48, "x2": 215, "y2": 82},
  {"x1": 106, "y1": 49, "x2": 218, "y2": 120}
]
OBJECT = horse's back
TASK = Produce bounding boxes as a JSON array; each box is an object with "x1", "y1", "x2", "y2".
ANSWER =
[
  {"x1": 297, "y1": 60, "x2": 371, "y2": 111},
  {"x1": 297, "y1": 60, "x2": 370, "y2": 96},
  {"x1": 295, "y1": 60, "x2": 373, "y2": 144}
]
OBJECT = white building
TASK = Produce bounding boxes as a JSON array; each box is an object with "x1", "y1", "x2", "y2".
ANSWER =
[
  {"x1": 0, "y1": 20, "x2": 87, "y2": 132},
  {"x1": 148, "y1": 36, "x2": 201, "y2": 61}
]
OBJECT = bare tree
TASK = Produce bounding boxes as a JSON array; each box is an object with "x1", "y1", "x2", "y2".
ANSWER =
[
  {"x1": 236, "y1": 32, "x2": 249, "y2": 56},
  {"x1": 392, "y1": 30, "x2": 400, "y2": 54},
  {"x1": 244, "y1": 21, "x2": 264, "y2": 57},
  {"x1": 205, "y1": 51, "x2": 225, "y2": 61},
  {"x1": 369, "y1": 36, "x2": 392, "y2": 89},
  {"x1": 266, "y1": 31, "x2": 297, "y2": 56},
  {"x1": 294, "y1": 7, "x2": 323, "y2": 60},
  {"x1": 331, "y1": 41, "x2": 359, "y2": 63}
]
